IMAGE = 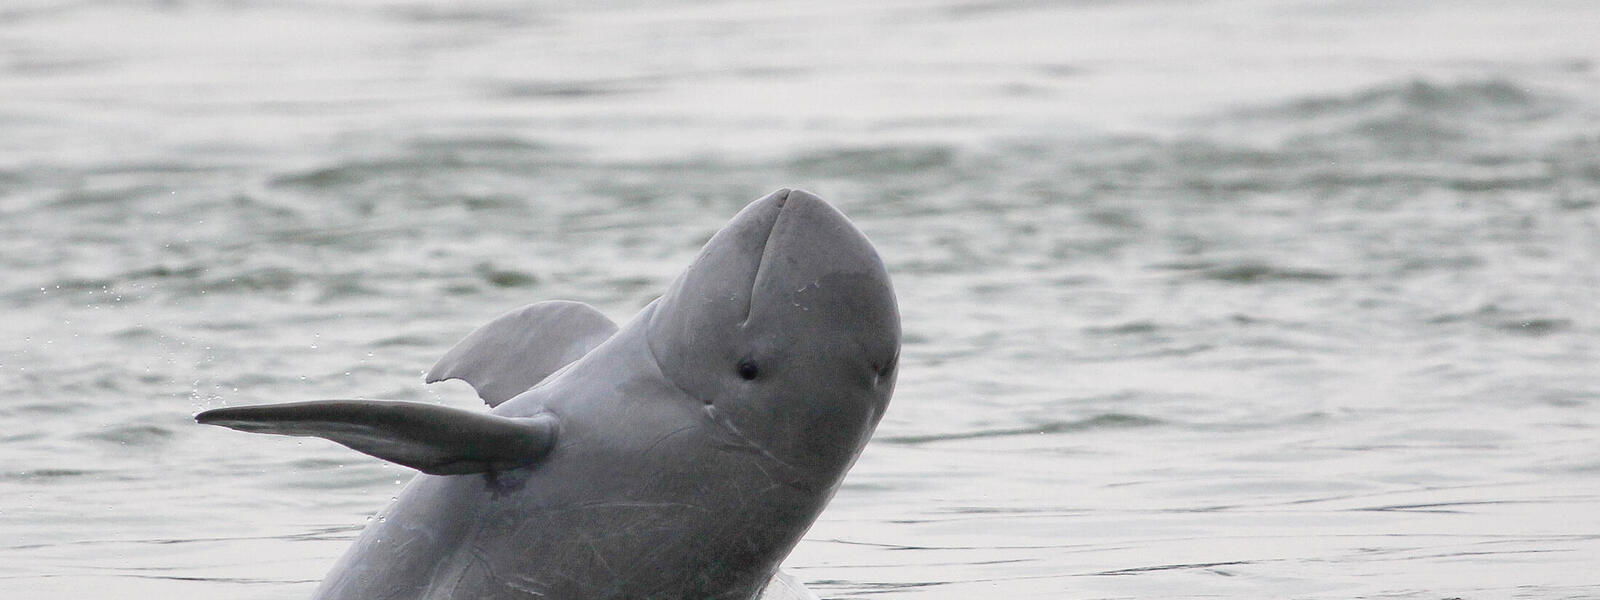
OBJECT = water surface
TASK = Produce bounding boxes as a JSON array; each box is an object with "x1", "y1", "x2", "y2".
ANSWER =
[{"x1": 3, "y1": 1, "x2": 1599, "y2": 598}]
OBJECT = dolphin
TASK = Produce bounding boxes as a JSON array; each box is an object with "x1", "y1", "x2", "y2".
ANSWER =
[{"x1": 196, "y1": 189, "x2": 901, "y2": 600}]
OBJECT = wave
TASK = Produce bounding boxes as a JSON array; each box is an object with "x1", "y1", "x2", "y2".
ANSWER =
[{"x1": 880, "y1": 413, "x2": 1162, "y2": 445}]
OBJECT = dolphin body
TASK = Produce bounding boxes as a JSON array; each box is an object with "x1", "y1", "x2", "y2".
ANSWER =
[{"x1": 197, "y1": 190, "x2": 901, "y2": 600}]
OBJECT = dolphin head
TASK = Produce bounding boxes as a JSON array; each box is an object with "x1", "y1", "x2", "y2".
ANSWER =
[{"x1": 647, "y1": 189, "x2": 900, "y2": 487}]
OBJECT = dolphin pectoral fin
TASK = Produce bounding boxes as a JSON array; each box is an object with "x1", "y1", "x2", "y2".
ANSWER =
[
  {"x1": 195, "y1": 400, "x2": 558, "y2": 475},
  {"x1": 427, "y1": 300, "x2": 618, "y2": 407}
]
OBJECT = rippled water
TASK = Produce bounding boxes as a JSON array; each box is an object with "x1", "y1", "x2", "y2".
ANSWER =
[{"x1": 4, "y1": 1, "x2": 1600, "y2": 598}]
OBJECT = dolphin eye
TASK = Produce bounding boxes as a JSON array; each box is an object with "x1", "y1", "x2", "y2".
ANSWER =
[{"x1": 737, "y1": 359, "x2": 760, "y2": 381}]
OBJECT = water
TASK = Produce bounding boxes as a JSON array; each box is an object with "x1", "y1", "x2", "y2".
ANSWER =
[{"x1": 3, "y1": 1, "x2": 1599, "y2": 598}]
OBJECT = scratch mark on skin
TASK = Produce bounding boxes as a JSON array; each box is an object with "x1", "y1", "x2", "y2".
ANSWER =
[
  {"x1": 490, "y1": 546, "x2": 549, "y2": 598},
  {"x1": 644, "y1": 423, "x2": 698, "y2": 455},
  {"x1": 540, "y1": 563, "x2": 600, "y2": 598},
  {"x1": 470, "y1": 545, "x2": 501, "y2": 586},
  {"x1": 581, "y1": 531, "x2": 622, "y2": 582},
  {"x1": 703, "y1": 404, "x2": 817, "y2": 494},
  {"x1": 577, "y1": 500, "x2": 712, "y2": 512},
  {"x1": 503, "y1": 575, "x2": 549, "y2": 598}
]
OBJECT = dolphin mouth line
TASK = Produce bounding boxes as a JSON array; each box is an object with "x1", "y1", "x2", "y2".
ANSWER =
[{"x1": 741, "y1": 189, "x2": 790, "y2": 326}]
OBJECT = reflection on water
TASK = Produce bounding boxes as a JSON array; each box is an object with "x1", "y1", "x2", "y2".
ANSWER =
[{"x1": 3, "y1": 1, "x2": 1599, "y2": 599}]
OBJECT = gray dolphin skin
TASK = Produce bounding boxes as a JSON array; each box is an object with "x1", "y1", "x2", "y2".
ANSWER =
[{"x1": 196, "y1": 189, "x2": 901, "y2": 600}]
